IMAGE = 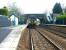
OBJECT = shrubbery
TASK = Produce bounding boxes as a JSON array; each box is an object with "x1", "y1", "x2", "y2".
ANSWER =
[
  {"x1": 56, "y1": 14, "x2": 66, "y2": 20},
  {"x1": 56, "y1": 14, "x2": 66, "y2": 24},
  {"x1": 0, "y1": 6, "x2": 9, "y2": 16}
]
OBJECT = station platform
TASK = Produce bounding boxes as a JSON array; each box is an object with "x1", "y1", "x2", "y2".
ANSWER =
[
  {"x1": 0, "y1": 24, "x2": 27, "y2": 50},
  {"x1": 44, "y1": 24, "x2": 66, "y2": 26}
]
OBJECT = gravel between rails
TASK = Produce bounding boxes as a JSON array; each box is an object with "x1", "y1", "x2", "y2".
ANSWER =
[
  {"x1": 31, "y1": 29, "x2": 58, "y2": 50},
  {"x1": 36, "y1": 27, "x2": 66, "y2": 50},
  {"x1": 41, "y1": 26, "x2": 66, "y2": 38}
]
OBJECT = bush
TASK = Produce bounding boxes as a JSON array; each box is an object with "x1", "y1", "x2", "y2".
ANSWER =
[
  {"x1": 56, "y1": 14, "x2": 66, "y2": 20},
  {"x1": 56, "y1": 14, "x2": 66, "y2": 24},
  {"x1": 0, "y1": 7, "x2": 9, "y2": 16}
]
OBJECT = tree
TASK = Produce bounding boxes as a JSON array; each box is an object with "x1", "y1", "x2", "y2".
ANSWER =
[
  {"x1": 53, "y1": 3, "x2": 63, "y2": 14},
  {"x1": 9, "y1": 3, "x2": 21, "y2": 17},
  {"x1": 0, "y1": 6, "x2": 9, "y2": 16},
  {"x1": 9, "y1": 3, "x2": 26, "y2": 24}
]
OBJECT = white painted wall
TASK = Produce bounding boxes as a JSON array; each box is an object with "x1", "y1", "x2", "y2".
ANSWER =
[{"x1": 10, "y1": 15, "x2": 18, "y2": 25}]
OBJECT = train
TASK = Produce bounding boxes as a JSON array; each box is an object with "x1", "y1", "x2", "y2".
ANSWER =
[{"x1": 27, "y1": 18, "x2": 40, "y2": 28}]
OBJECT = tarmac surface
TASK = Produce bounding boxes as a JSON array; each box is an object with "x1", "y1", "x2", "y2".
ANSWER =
[{"x1": 0, "y1": 25, "x2": 27, "y2": 50}]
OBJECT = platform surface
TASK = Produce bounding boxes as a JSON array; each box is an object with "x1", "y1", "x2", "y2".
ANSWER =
[{"x1": 0, "y1": 24, "x2": 27, "y2": 50}]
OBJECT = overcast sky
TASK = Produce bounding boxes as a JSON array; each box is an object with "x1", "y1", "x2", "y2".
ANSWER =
[{"x1": 0, "y1": 0, "x2": 66, "y2": 14}]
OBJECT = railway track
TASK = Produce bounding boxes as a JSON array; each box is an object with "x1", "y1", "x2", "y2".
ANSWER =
[
  {"x1": 41, "y1": 25, "x2": 66, "y2": 38},
  {"x1": 36, "y1": 27, "x2": 66, "y2": 50},
  {"x1": 45, "y1": 25, "x2": 66, "y2": 33},
  {"x1": 17, "y1": 27, "x2": 66, "y2": 50},
  {"x1": 29, "y1": 28, "x2": 59, "y2": 50}
]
